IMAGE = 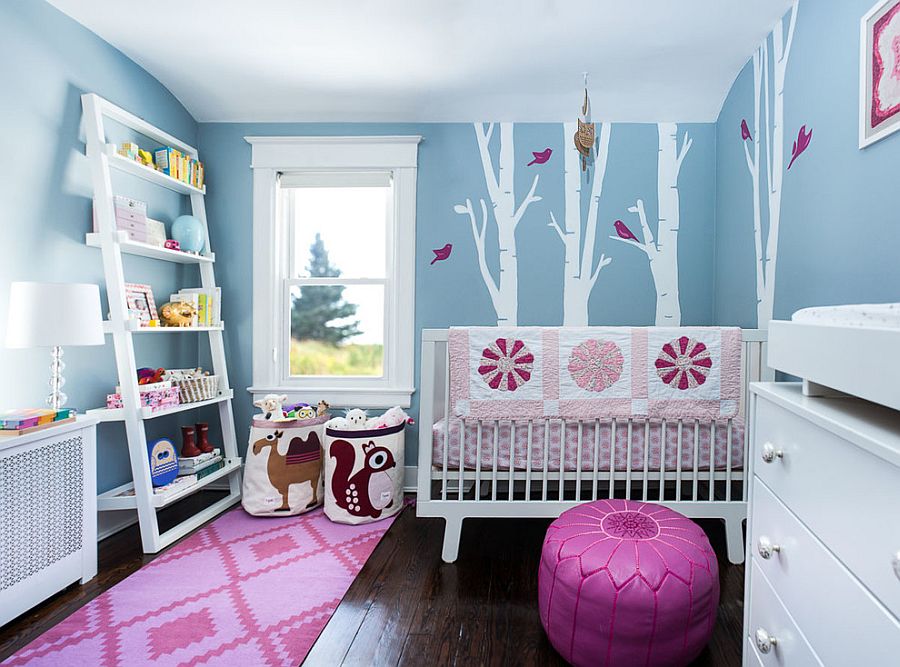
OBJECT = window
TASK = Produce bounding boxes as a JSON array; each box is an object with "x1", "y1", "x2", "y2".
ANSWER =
[{"x1": 247, "y1": 136, "x2": 420, "y2": 408}]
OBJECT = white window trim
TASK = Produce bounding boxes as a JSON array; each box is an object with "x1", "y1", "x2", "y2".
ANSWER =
[{"x1": 246, "y1": 135, "x2": 421, "y2": 408}]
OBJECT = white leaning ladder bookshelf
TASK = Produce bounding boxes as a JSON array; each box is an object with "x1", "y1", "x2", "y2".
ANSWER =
[{"x1": 81, "y1": 93, "x2": 242, "y2": 553}]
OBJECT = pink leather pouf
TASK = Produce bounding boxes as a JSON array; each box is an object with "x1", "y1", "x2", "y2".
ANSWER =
[{"x1": 539, "y1": 499, "x2": 719, "y2": 667}]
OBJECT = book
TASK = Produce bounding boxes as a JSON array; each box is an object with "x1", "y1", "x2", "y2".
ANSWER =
[
  {"x1": 195, "y1": 459, "x2": 226, "y2": 480},
  {"x1": 178, "y1": 448, "x2": 221, "y2": 468},
  {"x1": 178, "y1": 454, "x2": 223, "y2": 476}
]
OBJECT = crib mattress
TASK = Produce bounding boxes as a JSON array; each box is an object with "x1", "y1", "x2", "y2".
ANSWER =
[
  {"x1": 432, "y1": 418, "x2": 744, "y2": 473},
  {"x1": 792, "y1": 303, "x2": 900, "y2": 328}
]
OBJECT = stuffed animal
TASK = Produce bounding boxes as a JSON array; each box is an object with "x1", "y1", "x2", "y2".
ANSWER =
[
  {"x1": 160, "y1": 301, "x2": 196, "y2": 327},
  {"x1": 367, "y1": 406, "x2": 412, "y2": 429},
  {"x1": 317, "y1": 400, "x2": 330, "y2": 416},
  {"x1": 284, "y1": 402, "x2": 317, "y2": 420},
  {"x1": 344, "y1": 409, "x2": 368, "y2": 429},
  {"x1": 254, "y1": 393, "x2": 288, "y2": 420},
  {"x1": 137, "y1": 367, "x2": 165, "y2": 385}
]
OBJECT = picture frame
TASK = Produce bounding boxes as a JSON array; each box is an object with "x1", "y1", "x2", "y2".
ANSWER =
[
  {"x1": 124, "y1": 282, "x2": 158, "y2": 325},
  {"x1": 860, "y1": 0, "x2": 900, "y2": 148}
]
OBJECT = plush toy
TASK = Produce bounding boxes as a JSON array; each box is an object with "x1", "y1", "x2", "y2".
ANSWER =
[
  {"x1": 254, "y1": 393, "x2": 288, "y2": 420},
  {"x1": 345, "y1": 409, "x2": 368, "y2": 429},
  {"x1": 284, "y1": 402, "x2": 317, "y2": 420},
  {"x1": 137, "y1": 367, "x2": 165, "y2": 385},
  {"x1": 160, "y1": 301, "x2": 196, "y2": 327},
  {"x1": 367, "y1": 406, "x2": 413, "y2": 429},
  {"x1": 317, "y1": 400, "x2": 330, "y2": 417}
]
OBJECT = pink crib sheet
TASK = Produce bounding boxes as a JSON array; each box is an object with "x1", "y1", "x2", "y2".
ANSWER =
[{"x1": 432, "y1": 418, "x2": 744, "y2": 472}]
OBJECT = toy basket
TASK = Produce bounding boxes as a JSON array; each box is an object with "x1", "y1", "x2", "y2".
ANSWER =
[{"x1": 174, "y1": 375, "x2": 219, "y2": 403}]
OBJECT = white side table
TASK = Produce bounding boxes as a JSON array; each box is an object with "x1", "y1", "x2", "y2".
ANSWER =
[{"x1": 0, "y1": 416, "x2": 98, "y2": 626}]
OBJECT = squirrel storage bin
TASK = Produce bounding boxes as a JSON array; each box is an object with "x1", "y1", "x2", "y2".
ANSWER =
[
  {"x1": 242, "y1": 415, "x2": 328, "y2": 516},
  {"x1": 324, "y1": 422, "x2": 405, "y2": 525}
]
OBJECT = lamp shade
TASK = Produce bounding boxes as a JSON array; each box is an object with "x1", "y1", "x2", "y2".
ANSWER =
[{"x1": 5, "y1": 282, "x2": 105, "y2": 348}]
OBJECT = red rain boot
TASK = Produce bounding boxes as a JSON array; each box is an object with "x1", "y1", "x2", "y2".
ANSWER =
[
  {"x1": 180, "y1": 426, "x2": 202, "y2": 458},
  {"x1": 195, "y1": 422, "x2": 215, "y2": 454}
]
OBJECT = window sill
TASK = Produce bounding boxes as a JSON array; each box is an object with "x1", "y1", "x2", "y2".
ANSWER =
[{"x1": 247, "y1": 386, "x2": 414, "y2": 409}]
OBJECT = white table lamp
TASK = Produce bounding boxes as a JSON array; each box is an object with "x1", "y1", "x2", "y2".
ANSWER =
[{"x1": 5, "y1": 282, "x2": 105, "y2": 410}]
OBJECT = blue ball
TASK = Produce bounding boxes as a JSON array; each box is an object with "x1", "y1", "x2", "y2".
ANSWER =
[{"x1": 171, "y1": 215, "x2": 205, "y2": 253}]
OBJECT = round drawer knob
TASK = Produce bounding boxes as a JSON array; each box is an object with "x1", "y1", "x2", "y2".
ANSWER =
[
  {"x1": 892, "y1": 552, "x2": 900, "y2": 581},
  {"x1": 757, "y1": 535, "x2": 782, "y2": 560},
  {"x1": 755, "y1": 628, "x2": 778, "y2": 654},
  {"x1": 761, "y1": 443, "x2": 784, "y2": 463}
]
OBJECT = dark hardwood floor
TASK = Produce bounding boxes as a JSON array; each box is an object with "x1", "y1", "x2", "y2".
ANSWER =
[
  {"x1": 305, "y1": 508, "x2": 744, "y2": 667},
  {"x1": 0, "y1": 494, "x2": 743, "y2": 666}
]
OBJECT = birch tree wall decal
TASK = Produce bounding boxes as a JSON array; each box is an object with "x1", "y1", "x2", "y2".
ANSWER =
[
  {"x1": 548, "y1": 121, "x2": 613, "y2": 326},
  {"x1": 454, "y1": 122, "x2": 541, "y2": 326},
  {"x1": 743, "y1": 1, "x2": 799, "y2": 327},
  {"x1": 610, "y1": 123, "x2": 692, "y2": 326}
]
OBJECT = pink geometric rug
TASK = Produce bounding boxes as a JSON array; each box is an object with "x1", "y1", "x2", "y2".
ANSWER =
[{"x1": 4, "y1": 507, "x2": 397, "y2": 667}]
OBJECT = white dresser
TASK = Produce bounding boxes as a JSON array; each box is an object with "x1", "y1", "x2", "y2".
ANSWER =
[
  {"x1": 0, "y1": 417, "x2": 98, "y2": 626},
  {"x1": 745, "y1": 383, "x2": 900, "y2": 666}
]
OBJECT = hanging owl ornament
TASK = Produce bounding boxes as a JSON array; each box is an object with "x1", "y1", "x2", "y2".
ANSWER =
[{"x1": 574, "y1": 73, "x2": 595, "y2": 172}]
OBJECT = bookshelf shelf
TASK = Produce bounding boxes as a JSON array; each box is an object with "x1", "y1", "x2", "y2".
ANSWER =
[
  {"x1": 98, "y1": 458, "x2": 242, "y2": 511},
  {"x1": 86, "y1": 232, "x2": 215, "y2": 264},
  {"x1": 82, "y1": 92, "x2": 241, "y2": 554},
  {"x1": 104, "y1": 144, "x2": 206, "y2": 195}
]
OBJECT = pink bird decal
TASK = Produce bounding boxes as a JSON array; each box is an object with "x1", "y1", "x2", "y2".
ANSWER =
[
  {"x1": 431, "y1": 243, "x2": 452, "y2": 265},
  {"x1": 614, "y1": 220, "x2": 639, "y2": 243},
  {"x1": 527, "y1": 148, "x2": 552, "y2": 166},
  {"x1": 741, "y1": 119, "x2": 752, "y2": 141},
  {"x1": 787, "y1": 125, "x2": 812, "y2": 170}
]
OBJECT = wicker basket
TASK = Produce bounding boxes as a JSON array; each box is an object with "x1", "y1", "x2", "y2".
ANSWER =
[{"x1": 174, "y1": 375, "x2": 220, "y2": 403}]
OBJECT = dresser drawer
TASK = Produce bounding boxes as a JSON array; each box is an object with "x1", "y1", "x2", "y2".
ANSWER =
[
  {"x1": 749, "y1": 479, "x2": 900, "y2": 665},
  {"x1": 753, "y1": 397, "x2": 900, "y2": 617},
  {"x1": 747, "y1": 562, "x2": 821, "y2": 667}
]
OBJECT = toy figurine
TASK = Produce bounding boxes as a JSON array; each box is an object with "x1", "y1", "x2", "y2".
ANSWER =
[
  {"x1": 160, "y1": 301, "x2": 196, "y2": 327},
  {"x1": 164, "y1": 239, "x2": 181, "y2": 251}
]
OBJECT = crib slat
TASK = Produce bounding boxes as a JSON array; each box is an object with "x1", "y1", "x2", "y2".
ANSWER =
[
  {"x1": 491, "y1": 421, "x2": 499, "y2": 501},
  {"x1": 625, "y1": 421, "x2": 633, "y2": 500},
  {"x1": 458, "y1": 418, "x2": 466, "y2": 501},
  {"x1": 676, "y1": 420, "x2": 683, "y2": 501},
  {"x1": 441, "y1": 419, "x2": 450, "y2": 501},
  {"x1": 542, "y1": 420, "x2": 550, "y2": 502},
  {"x1": 607, "y1": 419, "x2": 615, "y2": 500},
  {"x1": 709, "y1": 421, "x2": 716, "y2": 502},
  {"x1": 559, "y1": 420, "x2": 566, "y2": 501},
  {"x1": 525, "y1": 421, "x2": 533, "y2": 501},
  {"x1": 509, "y1": 421, "x2": 516, "y2": 501},
  {"x1": 642, "y1": 421, "x2": 650, "y2": 501},
  {"x1": 726, "y1": 419, "x2": 733, "y2": 502},
  {"x1": 692, "y1": 419, "x2": 700, "y2": 502},
  {"x1": 591, "y1": 419, "x2": 600, "y2": 500},
  {"x1": 576, "y1": 422, "x2": 583, "y2": 502},
  {"x1": 659, "y1": 420, "x2": 666, "y2": 502},
  {"x1": 475, "y1": 421, "x2": 483, "y2": 502}
]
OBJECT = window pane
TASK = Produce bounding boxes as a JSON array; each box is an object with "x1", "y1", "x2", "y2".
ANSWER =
[
  {"x1": 289, "y1": 284, "x2": 384, "y2": 377},
  {"x1": 290, "y1": 184, "x2": 389, "y2": 279}
]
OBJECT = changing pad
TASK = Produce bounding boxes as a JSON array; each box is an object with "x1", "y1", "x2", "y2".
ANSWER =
[{"x1": 792, "y1": 303, "x2": 900, "y2": 329}]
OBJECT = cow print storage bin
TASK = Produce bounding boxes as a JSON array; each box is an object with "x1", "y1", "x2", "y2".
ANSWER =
[
  {"x1": 242, "y1": 415, "x2": 328, "y2": 516},
  {"x1": 324, "y1": 422, "x2": 405, "y2": 525}
]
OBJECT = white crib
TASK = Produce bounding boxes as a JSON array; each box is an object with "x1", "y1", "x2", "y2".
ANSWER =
[{"x1": 417, "y1": 328, "x2": 769, "y2": 564}]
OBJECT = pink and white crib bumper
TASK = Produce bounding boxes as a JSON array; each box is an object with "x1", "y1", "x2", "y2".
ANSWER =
[{"x1": 448, "y1": 326, "x2": 743, "y2": 421}]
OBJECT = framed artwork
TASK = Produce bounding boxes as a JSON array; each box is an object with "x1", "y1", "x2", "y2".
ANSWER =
[
  {"x1": 124, "y1": 283, "x2": 157, "y2": 325},
  {"x1": 860, "y1": 0, "x2": 900, "y2": 147}
]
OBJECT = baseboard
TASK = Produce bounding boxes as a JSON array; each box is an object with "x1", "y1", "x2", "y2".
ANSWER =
[
  {"x1": 404, "y1": 465, "x2": 417, "y2": 492},
  {"x1": 97, "y1": 511, "x2": 138, "y2": 542}
]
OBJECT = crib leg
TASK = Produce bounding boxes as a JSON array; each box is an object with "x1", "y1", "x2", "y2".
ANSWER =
[
  {"x1": 724, "y1": 518, "x2": 746, "y2": 565},
  {"x1": 441, "y1": 515, "x2": 464, "y2": 563}
]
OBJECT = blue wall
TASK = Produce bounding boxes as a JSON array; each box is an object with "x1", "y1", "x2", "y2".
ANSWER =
[
  {"x1": 0, "y1": 0, "x2": 206, "y2": 492},
  {"x1": 199, "y1": 122, "x2": 717, "y2": 461},
  {"x1": 716, "y1": 0, "x2": 900, "y2": 326}
]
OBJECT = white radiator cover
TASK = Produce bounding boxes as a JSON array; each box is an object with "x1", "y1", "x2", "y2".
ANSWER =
[{"x1": 0, "y1": 418, "x2": 97, "y2": 626}]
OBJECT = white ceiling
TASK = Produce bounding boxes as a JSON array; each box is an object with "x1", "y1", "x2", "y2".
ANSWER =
[{"x1": 48, "y1": 0, "x2": 794, "y2": 123}]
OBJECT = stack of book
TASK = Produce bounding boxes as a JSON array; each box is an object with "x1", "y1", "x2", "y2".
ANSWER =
[
  {"x1": 169, "y1": 288, "x2": 221, "y2": 327},
  {"x1": 0, "y1": 408, "x2": 76, "y2": 436},
  {"x1": 155, "y1": 147, "x2": 205, "y2": 189},
  {"x1": 178, "y1": 448, "x2": 225, "y2": 480}
]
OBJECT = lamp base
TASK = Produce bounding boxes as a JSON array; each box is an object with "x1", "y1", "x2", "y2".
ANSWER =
[{"x1": 47, "y1": 345, "x2": 67, "y2": 411}]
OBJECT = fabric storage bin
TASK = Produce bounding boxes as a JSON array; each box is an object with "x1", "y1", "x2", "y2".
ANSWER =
[
  {"x1": 242, "y1": 415, "x2": 328, "y2": 516},
  {"x1": 324, "y1": 422, "x2": 405, "y2": 524}
]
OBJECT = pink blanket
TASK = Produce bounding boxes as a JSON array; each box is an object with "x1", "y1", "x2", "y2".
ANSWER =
[{"x1": 449, "y1": 327, "x2": 742, "y2": 421}]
